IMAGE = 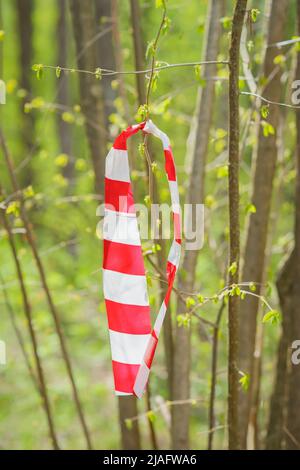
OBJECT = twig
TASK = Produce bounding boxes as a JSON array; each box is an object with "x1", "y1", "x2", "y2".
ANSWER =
[
  {"x1": 0, "y1": 274, "x2": 39, "y2": 392},
  {"x1": 241, "y1": 91, "x2": 300, "y2": 109},
  {"x1": 0, "y1": 205, "x2": 59, "y2": 449},
  {"x1": 41, "y1": 60, "x2": 228, "y2": 78},
  {"x1": 0, "y1": 130, "x2": 93, "y2": 450}
]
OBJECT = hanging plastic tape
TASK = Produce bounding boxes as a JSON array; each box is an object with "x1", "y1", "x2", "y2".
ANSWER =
[{"x1": 102, "y1": 120, "x2": 181, "y2": 398}]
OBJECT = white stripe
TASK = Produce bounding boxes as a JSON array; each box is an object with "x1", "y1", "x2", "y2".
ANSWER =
[
  {"x1": 143, "y1": 120, "x2": 170, "y2": 149},
  {"x1": 103, "y1": 269, "x2": 149, "y2": 306},
  {"x1": 168, "y1": 240, "x2": 181, "y2": 269},
  {"x1": 105, "y1": 148, "x2": 130, "y2": 182},
  {"x1": 103, "y1": 210, "x2": 141, "y2": 246},
  {"x1": 109, "y1": 330, "x2": 150, "y2": 364},
  {"x1": 133, "y1": 362, "x2": 150, "y2": 398},
  {"x1": 153, "y1": 302, "x2": 167, "y2": 336},
  {"x1": 168, "y1": 180, "x2": 180, "y2": 213},
  {"x1": 115, "y1": 391, "x2": 133, "y2": 396}
]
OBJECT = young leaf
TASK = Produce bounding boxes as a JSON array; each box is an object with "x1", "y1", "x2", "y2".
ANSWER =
[
  {"x1": 228, "y1": 261, "x2": 237, "y2": 276},
  {"x1": 262, "y1": 310, "x2": 281, "y2": 325},
  {"x1": 239, "y1": 372, "x2": 250, "y2": 392},
  {"x1": 56, "y1": 66, "x2": 61, "y2": 78}
]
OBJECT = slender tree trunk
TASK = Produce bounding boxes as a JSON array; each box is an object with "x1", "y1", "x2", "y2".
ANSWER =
[
  {"x1": 16, "y1": 0, "x2": 35, "y2": 185},
  {"x1": 0, "y1": 131, "x2": 93, "y2": 449},
  {"x1": 171, "y1": 0, "x2": 223, "y2": 450},
  {"x1": 0, "y1": 204, "x2": 59, "y2": 449},
  {"x1": 118, "y1": 397, "x2": 141, "y2": 450},
  {"x1": 57, "y1": 0, "x2": 73, "y2": 180},
  {"x1": 266, "y1": 252, "x2": 294, "y2": 449},
  {"x1": 238, "y1": 0, "x2": 289, "y2": 447},
  {"x1": 286, "y1": 3, "x2": 300, "y2": 444},
  {"x1": 227, "y1": 0, "x2": 247, "y2": 451},
  {"x1": 94, "y1": 0, "x2": 116, "y2": 127},
  {"x1": 69, "y1": 0, "x2": 107, "y2": 195}
]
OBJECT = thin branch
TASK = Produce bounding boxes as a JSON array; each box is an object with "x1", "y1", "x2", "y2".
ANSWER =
[
  {"x1": 241, "y1": 91, "x2": 300, "y2": 109},
  {"x1": 0, "y1": 206, "x2": 59, "y2": 449},
  {"x1": 40, "y1": 60, "x2": 229, "y2": 78},
  {"x1": 0, "y1": 130, "x2": 93, "y2": 450}
]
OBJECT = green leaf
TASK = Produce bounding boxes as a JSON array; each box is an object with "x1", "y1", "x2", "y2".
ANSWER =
[
  {"x1": 186, "y1": 296, "x2": 196, "y2": 309},
  {"x1": 137, "y1": 104, "x2": 149, "y2": 121},
  {"x1": 239, "y1": 373, "x2": 250, "y2": 391},
  {"x1": 55, "y1": 153, "x2": 69, "y2": 168},
  {"x1": 125, "y1": 419, "x2": 133, "y2": 430},
  {"x1": 155, "y1": 0, "x2": 163, "y2": 8},
  {"x1": 262, "y1": 310, "x2": 281, "y2": 325},
  {"x1": 245, "y1": 203, "x2": 256, "y2": 214},
  {"x1": 217, "y1": 165, "x2": 228, "y2": 179},
  {"x1": 32, "y1": 64, "x2": 44, "y2": 80},
  {"x1": 273, "y1": 54, "x2": 286, "y2": 66},
  {"x1": 95, "y1": 67, "x2": 102, "y2": 80},
  {"x1": 260, "y1": 104, "x2": 269, "y2": 119},
  {"x1": 177, "y1": 313, "x2": 191, "y2": 328},
  {"x1": 162, "y1": 17, "x2": 171, "y2": 35},
  {"x1": 220, "y1": 16, "x2": 232, "y2": 30},
  {"x1": 228, "y1": 261, "x2": 237, "y2": 276},
  {"x1": 0, "y1": 30, "x2": 5, "y2": 42},
  {"x1": 23, "y1": 185, "x2": 35, "y2": 199},
  {"x1": 6, "y1": 201, "x2": 20, "y2": 216},
  {"x1": 56, "y1": 66, "x2": 61, "y2": 78},
  {"x1": 250, "y1": 9, "x2": 260, "y2": 23},
  {"x1": 261, "y1": 121, "x2": 275, "y2": 137},
  {"x1": 249, "y1": 282, "x2": 256, "y2": 292},
  {"x1": 146, "y1": 40, "x2": 155, "y2": 58},
  {"x1": 146, "y1": 410, "x2": 156, "y2": 423}
]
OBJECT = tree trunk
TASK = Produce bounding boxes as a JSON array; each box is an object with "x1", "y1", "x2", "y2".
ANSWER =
[
  {"x1": 286, "y1": 3, "x2": 300, "y2": 444},
  {"x1": 227, "y1": 0, "x2": 247, "y2": 451},
  {"x1": 69, "y1": 0, "x2": 107, "y2": 195},
  {"x1": 16, "y1": 0, "x2": 35, "y2": 185},
  {"x1": 266, "y1": 251, "x2": 294, "y2": 449},
  {"x1": 118, "y1": 397, "x2": 141, "y2": 450},
  {"x1": 171, "y1": 0, "x2": 223, "y2": 450},
  {"x1": 94, "y1": 0, "x2": 117, "y2": 128},
  {"x1": 238, "y1": 0, "x2": 289, "y2": 447},
  {"x1": 57, "y1": 0, "x2": 73, "y2": 181}
]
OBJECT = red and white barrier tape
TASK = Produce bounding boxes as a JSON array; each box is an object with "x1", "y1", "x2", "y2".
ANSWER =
[{"x1": 103, "y1": 120, "x2": 181, "y2": 398}]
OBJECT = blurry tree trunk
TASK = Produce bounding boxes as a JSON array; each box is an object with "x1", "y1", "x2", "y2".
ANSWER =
[
  {"x1": 57, "y1": 0, "x2": 73, "y2": 180},
  {"x1": 171, "y1": 0, "x2": 223, "y2": 449},
  {"x1": 118, "y1": 397, "x2": 141, "y2": 450},
  {"x1": 69, "y1": 0, "x2": 107, "y2": 195},
  {"x1": 285, "y1": 4, "x2": 300, "y2": 444},
  {"x1": 111, "y1": 0, "x2": 130, "y2": 121},
  {"x1": 238, "y1": 0, "x2": 289, "y2": 447},
  {"x1": 266, "y1": 252, "x2": 294, "y2": 449},
  {"x1": 227, "y1": 0, "x2": 247, "y2": 451},
  {"x1": 94, "y1": 0, "x2": 116, "y2": 127},
  {"x1": 16, "y1": 0, "x2": 35, "y2": 185},
  {"x1": 130, "y1": 0, "x2": 146, "y2": 105}
]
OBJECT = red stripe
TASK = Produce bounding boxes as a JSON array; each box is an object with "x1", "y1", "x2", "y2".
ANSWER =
[
  {"x1": 173, "y1": 212, "x2": 181, "y2": 243},
  {"x1": 113, "y1": 123, "x2": 146, "y2": 150},
  {"x1": 167, "y1": 260, "x2": 177, "y2": 282},
  {"x1": 164, "y1": 148, "x2": 176, "y2": 181},
  {"x1": 106, "y1": 299, "x2": 151, "y2": 334},
  {"x1": 105, "y1": 177, "x2": 135, "y2": 213},
  {"x1": 103, "y1": 240, "x2": 145, "y2": 275},
  {"x1": 144, "y1": 332, "x2": 158, "y2": 369},
  {"x1": 112, "y1": 360, "x2": 139, "y2": 393}
]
